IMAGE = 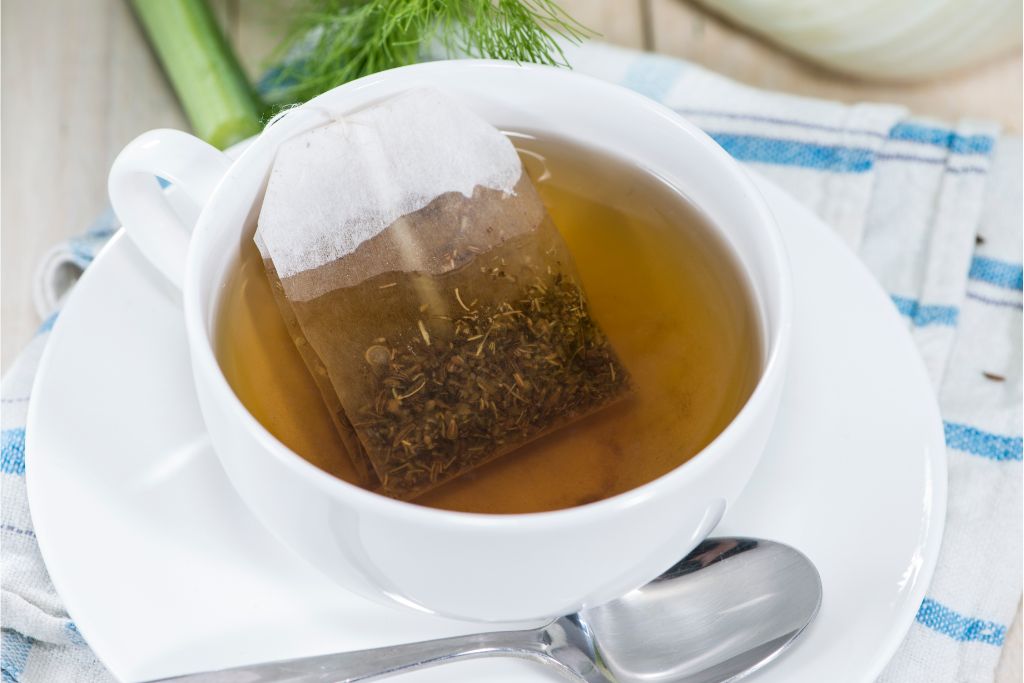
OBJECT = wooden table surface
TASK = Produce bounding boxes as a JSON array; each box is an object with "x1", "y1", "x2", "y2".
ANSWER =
[{"x1": 1, "y1": 1, "x2": 1020, "y2": 680}]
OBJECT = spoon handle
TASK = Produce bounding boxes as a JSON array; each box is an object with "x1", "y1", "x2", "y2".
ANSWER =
[{"x1": 146, "y1": 627, "x2": 554, "y2": 683}]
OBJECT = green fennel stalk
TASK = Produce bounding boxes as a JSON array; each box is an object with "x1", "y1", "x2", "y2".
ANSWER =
[{"x1": 131, "y1": 0, "x2": 264, "y2": 149}]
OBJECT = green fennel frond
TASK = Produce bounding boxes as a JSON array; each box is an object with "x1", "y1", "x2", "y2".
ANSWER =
[{"x1": 268, "y1": 0, "x2": 593, "y2": 105}]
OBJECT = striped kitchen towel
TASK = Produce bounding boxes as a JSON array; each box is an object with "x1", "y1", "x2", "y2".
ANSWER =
[{"x1": 3, "y1": 42, "x2": 1021, "y2": 682}]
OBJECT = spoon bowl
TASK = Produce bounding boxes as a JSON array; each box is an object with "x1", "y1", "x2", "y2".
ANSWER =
[{"x1": 579, "y1": 538, "x2": 822, "y2": 682}]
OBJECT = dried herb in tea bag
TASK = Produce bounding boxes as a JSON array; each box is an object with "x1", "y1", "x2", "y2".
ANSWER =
[{"x1": 256, "y1": 89, "x2": 630, "y2": 499}]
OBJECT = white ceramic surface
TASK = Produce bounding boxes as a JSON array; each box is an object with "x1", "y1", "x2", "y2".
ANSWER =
[
  {"x1": 105, "y1": 61, "x2": 793, "y2": 622},
  {"x1": 25, "y1": 173, "x2": 946, "y2": 683}
]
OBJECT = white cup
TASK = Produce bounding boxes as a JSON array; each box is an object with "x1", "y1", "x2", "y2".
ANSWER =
[{"x1": 108, "y1": 60, "x2": 792, "y2": 622}]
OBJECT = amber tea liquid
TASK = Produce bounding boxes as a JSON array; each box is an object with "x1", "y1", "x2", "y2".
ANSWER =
[{"x1": 216, "y1": 132, "x2": 762, "y2": 514}]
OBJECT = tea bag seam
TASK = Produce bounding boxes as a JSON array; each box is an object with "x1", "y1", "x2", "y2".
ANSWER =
[{"x1": 256, "y1": 88, "x2": 523, "y2": 284}]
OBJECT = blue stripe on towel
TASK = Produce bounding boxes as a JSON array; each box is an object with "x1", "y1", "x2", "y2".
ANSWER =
[
  {"x1": 944, "y1": 422, "x2": 1023, "y2": 462},
  {"x1": 890, "y1": 295, "x2": 959, "y2": 327},
  {"x1": 1, "y1": 524, "x2": 36, "y2": 539},
  {"x1": 874, "y1": 153, "x2": 988, "y2": 174},
  {"x1": 966, "y1": 292, "x2": 1024, "y2": 310},
  {"x1": 674, "y1": 109, "x2": 996, "y2": 158},
  {"x1": 674, "y1": 108, "x2": 886, "y2": 139},
  {"x1": 916, "y1": 598, "x2": 1007, "y2": 644},
  {"x1": 708, "y1": 133, "x2": 874, "y2": 173},
  {"x1": 889, "y1": 123, "x2": 994, "y2": 156},
  {"x1": 969, "y1": 256, "x2": 1024, "y2": 291},
  {"x1": 64, "y1": 622, "x2": 86, "y2": 646},
  {"x1": 67, "y1": 237, "x2": 97, "y2": 265},
  {"x1": 1, "y1": 630, "x2": 33, "y2": 683},
  {"x1": 622, "y1": 56, "x2": 683, "y2": 102},
  {"x1": 1, "y1": 429, "x2": 26, "y2": 476},
  {"x1": 36, "y1": 313, "x2": 58, "y2": 335}
]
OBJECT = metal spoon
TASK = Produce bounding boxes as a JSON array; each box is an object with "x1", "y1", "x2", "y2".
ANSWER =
[{"x1": 153, "y1": 537, "x2": 821, "y2": 683}]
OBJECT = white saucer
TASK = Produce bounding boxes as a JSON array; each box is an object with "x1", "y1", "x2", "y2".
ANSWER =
[{"x1": 26, "y1": 173, "x2": 946, "y2": 683}]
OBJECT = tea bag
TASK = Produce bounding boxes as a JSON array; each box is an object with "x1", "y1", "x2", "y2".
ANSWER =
[{"x1": 257, "y1": 89, "x2": 630, "y2": 499}]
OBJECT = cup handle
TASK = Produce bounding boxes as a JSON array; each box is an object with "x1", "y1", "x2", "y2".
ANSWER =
[{"x1": 108, "y1": 130, "x2": 233, "y2": 290}]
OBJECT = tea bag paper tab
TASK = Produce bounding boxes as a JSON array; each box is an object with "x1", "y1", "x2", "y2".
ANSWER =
[
  {"x1": 257, "y1": 88, "x2": 525, "y2": 298},
  {"x1": 257, "y1": 88, "x2": 631, "y2": 500}
]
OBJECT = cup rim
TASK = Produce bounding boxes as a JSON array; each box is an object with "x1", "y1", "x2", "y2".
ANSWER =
[{"x1": 184, "y1": 59, "x2": 794, "y2": 530}]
